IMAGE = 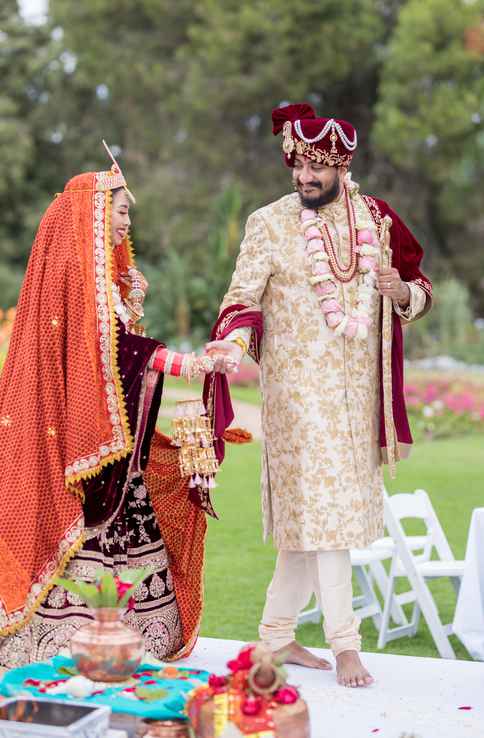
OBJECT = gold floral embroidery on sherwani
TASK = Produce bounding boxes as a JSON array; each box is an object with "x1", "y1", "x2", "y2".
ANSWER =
[{"x1": 222, "y1": 191, "x2": 423, "y2": 552}]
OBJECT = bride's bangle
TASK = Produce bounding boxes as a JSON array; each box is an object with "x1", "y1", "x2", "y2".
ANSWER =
[{"x1": 153, "y1": 348, "x2": 214, "y2": 381}]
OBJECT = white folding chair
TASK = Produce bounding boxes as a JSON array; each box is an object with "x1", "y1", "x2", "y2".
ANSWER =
[
  {"x1": 298, "y1": 545, "x2": 396, "y2": 630},
  {"x1": 297, "y1": 488, "x2": 434, "y2": 631},
  {"x1": 378, "y1": 489, "x2": 465, "y2": 659}
]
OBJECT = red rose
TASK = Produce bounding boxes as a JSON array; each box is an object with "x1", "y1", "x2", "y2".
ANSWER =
[
  {"x1": 227, "y1": 658, "x2": 243, "y2": 673},
  {"x1": 237, "y1": 645, "x2": 255, "y2": 670},
  {"x1": 208, "y1": 674, "x2": 228, "y2": 689},
  {"x1": 273, "y1": 686, "x2": 299, "y2": 704},
  {"x1": 114, "y1": 577, "x2": 133, "y2": 598},
  {"x1": 241, "y1": 695, "x2": 262, "y2": 716}
]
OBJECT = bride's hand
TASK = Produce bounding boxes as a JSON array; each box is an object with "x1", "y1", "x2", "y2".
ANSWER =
[
  {"x1": 204, "y1": 340, "x2": 244, "y2": 373},
  {"x1": 191, "y1": 354, "x2": 215, "y2": 375},
  {"x1": 119, "y1": 268, "x2": 149, "y2": 296}
]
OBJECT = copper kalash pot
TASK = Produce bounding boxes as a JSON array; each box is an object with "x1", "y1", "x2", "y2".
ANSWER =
[{"x1": 70, "y1": 607, "x2": 144, "y2": 682}]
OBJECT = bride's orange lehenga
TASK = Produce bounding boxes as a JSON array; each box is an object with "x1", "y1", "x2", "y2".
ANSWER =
[{"x1": 0, "y1": 168, "x2": 206, "y2": 667}]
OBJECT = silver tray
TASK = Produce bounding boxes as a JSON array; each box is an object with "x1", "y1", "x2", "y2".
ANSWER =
[{"x1": 0, "y1": 696, "x2": 111, "y2": 737}]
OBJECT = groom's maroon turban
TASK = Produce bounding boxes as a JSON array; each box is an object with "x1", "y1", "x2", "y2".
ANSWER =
[{"x1": 272, "y1": 103, "x2": 357, "y2": 168}]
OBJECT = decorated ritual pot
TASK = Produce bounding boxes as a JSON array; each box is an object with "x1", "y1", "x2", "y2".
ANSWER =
[
  {"x1": 187, "y1": 643, "x2": 310, "y2": 738},
  {"x1": 70, "y1": 607, "x2": 144, "y2": 682}
]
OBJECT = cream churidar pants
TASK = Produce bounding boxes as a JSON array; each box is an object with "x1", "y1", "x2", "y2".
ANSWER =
[{"x1": 259, "y1": 550, "x2": 361, "y2": 657}]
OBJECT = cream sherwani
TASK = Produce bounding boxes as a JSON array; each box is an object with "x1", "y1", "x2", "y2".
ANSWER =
[{"x1": 222, "y1": 190, "x2": 425, "y2": 553}]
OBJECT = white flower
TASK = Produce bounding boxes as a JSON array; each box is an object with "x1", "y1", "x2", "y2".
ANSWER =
[
  {"x1": 334, "y1": 316, "x2": 349, "y2": 336},
  {"x1": 48, "y1": 676, "x2": 95, "y2": 699},
  {"x1": 310, "y1": 274, "x2": 333, "y2": 285},
  {"x1": 357, "y1": 323, "x2": 368, "y2": 340},
  {"x1": 359, "y1": 244, "x2": 379, "y2": 256},
  {"x1": 302, "y1": 218, "x2": 320, "y2": 229},
  {"x1": 422, "y1": 405, "x2": 434, "y2": 418}
]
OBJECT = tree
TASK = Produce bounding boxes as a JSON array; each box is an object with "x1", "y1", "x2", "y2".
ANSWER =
[
  {"x1": 373, "y1": 0, "x2": 484, "y2": 310},
  {"x1": 0, "y1": 1, "x2": 59, "y2": 291},
  {"x1": 3, "y1": 0, "x2": 483, "y2": 337},
  {"x1": 179, "y1": 0, "x2": 387, "y2": 203},
  {"x1": 48, "y1": 0, "x2": 200, "y2": 264}
]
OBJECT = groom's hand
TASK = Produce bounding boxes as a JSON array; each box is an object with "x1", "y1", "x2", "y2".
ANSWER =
[{"x1": 204, "y1": 340, "x2": 244, "y2": 373}]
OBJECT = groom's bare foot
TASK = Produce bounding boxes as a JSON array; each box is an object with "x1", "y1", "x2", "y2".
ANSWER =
[
  {"x1": 336, "y1": 650, "x2": 374, "y2": 687},
  {"x1": 274, "y1": 641, "x2": 332, "y2": 670}
]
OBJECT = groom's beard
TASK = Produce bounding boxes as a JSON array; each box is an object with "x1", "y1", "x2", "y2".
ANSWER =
[{"x1": 296, "y1": 175, "x2": 341, "y2": 209}]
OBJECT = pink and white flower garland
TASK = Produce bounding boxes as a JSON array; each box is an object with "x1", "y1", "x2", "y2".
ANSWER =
[{"x1": 300, "y1": 207, "x2": 380, "y2": 340}]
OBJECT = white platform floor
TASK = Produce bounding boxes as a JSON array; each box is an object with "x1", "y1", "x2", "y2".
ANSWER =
[{"x1": 175, "y1": 637, "x2": 484, "y2": 738}]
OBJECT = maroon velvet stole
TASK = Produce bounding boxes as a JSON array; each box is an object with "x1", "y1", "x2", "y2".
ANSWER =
[
  {"x1": 202, "y1": 305, "x2": 263, "y2": 468},
  {"x1": 362, "y1": 196, "x2": 432, "y2": 452}
]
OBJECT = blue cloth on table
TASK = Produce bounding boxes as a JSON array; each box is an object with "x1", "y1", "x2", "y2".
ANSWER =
[{"x1": 0, "y1": 657, "x2": 209, "y2": 720}]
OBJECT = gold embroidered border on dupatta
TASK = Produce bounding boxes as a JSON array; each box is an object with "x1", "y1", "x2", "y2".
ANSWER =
[{"x1": 363, "y1": 197, "x2": 411, "y2": 477}]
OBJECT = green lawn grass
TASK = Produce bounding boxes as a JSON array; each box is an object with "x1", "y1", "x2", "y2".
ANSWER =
[{"x1": 199, "y1": 435, "x2": 483, "y2": 660}]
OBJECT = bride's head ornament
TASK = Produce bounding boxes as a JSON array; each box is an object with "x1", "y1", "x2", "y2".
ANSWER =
[
  {"x1": 95, "y1": 139, "x2": 137, "y2": 204},
  {"x1": 272, "y1": 103, "x2": 357, "y2": 168}
]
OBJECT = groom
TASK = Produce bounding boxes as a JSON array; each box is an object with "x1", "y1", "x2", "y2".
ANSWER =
[{"x1": 206, "y1": 103, "x2": 431, "y2": 687}]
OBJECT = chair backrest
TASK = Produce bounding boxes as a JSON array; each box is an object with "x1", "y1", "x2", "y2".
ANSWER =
[
  {"x1": 384, "y1": 495, "x2": 427, "y2": 583},
  {"x1": 384, "y1": 489, "x2": 455, "y2": 564}
]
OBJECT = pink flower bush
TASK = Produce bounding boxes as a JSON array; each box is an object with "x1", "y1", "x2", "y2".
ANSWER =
[
  {"x1": 404, "y1": 375, "x2": 484, "y2": 441},
  {"x1": 228, "y1": 361, "x2": 260, "y2": 387}
]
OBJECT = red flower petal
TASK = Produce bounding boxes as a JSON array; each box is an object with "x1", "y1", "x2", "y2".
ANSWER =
[
  {"x1": 241, "y1": 696, "x2": 262, "y2": 716},
  {"x1": 208, "y1": 674, "x2": 228, "y2": 689},
  {"x1": 237, "y1": 645, "x2": 256, "y2": 670},
  {"x1": 274, "y1": 686, "x2": 299, "y2": 705}
]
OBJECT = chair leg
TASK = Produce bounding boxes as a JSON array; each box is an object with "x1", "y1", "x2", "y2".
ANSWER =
[
  {"x1": 417, "y1": 580, "x2": 456, "y2": 659},
  {"x1": 369, "y1": 559, "x2": 406, "y2": 626},
  {"x1": 409, "y1": 602, "x2": 421, "y2": 637},
  {"x1": 395, "y1": 569, "x2": 456, "y2": 658},
  {"x1": 450, "y1": 576, "x2": 461, "y2": 596},
  {"x1": 377, "y1": 568, "x2": 397, "y2": 649},
  {"x1": 353, "y1": 565, "x2": 382, "y2": 631}
]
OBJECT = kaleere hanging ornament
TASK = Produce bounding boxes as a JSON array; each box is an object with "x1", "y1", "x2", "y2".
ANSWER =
[{"x1": 171, "y1": 399, "x2": 219, "y2": 516}]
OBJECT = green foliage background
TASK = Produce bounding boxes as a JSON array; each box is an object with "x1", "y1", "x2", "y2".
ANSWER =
[{"x1": 2, "y1": 0, "x2": 484, "y2": 341}]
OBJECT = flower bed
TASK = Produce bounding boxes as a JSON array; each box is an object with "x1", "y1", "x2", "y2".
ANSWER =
[
  {"x1": 227, "y1": 359, "x2": 260, "y2": 387},
  {"x1": 405, "y1": 373, "x2": 484, "y2": 441}
]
